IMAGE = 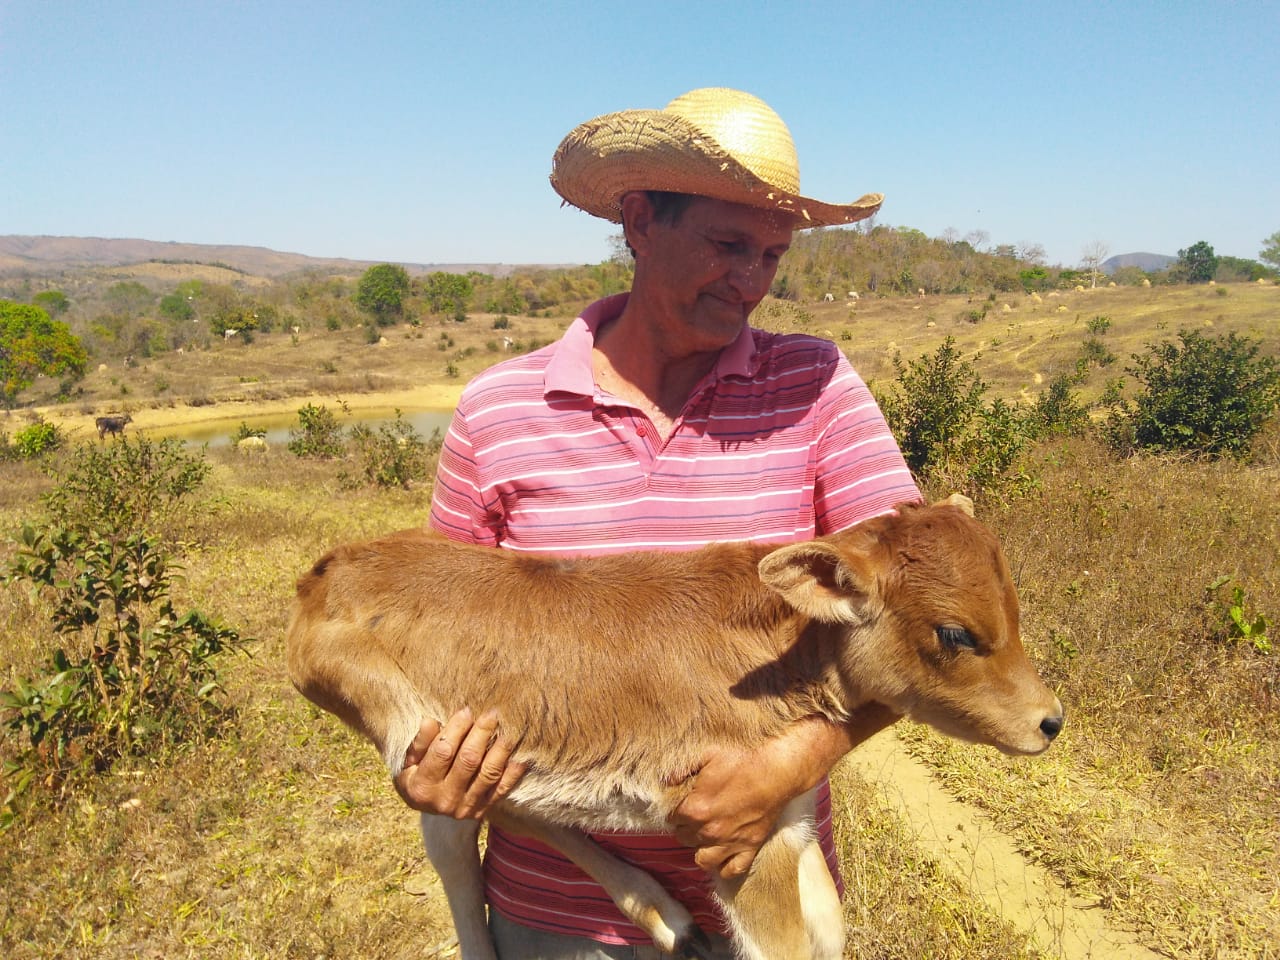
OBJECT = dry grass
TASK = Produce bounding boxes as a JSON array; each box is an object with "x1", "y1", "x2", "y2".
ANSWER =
[
  {"x1": 1, "y1": 282, "x2": 1277, "y2": 958},
  {"x1": 905, "y1": 434, "x2": 1280, "y2": 959}
]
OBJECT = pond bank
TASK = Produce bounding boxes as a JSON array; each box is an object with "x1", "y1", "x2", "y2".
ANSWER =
[{"x1": 29, "y1": 383, "x2": 466, "y2": 444}]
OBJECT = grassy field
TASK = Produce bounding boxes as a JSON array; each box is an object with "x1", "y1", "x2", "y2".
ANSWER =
[{"x1": 1, "y1": 281, "x2": 1277, "y2": 958}]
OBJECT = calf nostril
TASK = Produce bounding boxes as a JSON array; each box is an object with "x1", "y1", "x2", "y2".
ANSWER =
[{"x1": 1040, "y1": 714, "x2": 1064, "y2": 740}]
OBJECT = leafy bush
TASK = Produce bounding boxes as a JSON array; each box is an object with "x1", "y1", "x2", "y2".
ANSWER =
[
  {"x1": 42, "y1": 434, "x2": 210, "y2": 542},
  {"x1": 11, "y1": 419, "x2": 63, "y2": 459},
  {"x1": 231, "y1": 421, "x2": 267, "y2": 444},
  {"x1": 1027, "y1": 373, "x2": 1090, "y2": 439},
  {"x1": 958, "y1": 398, "x2": 1036, "y2": 496},
  {"x1": 877, "y1": 337, "x2": 1038, "y2": 497},
  {"x1": 1205, "y1": 576, "x2": 1271, "y2": 655},
  {"x1": 1106, "y1": 329, "x2": 1280, "y2": 458},
  {"x1": 878, "y1": 338, "x2": 987, "y2": 476},
  {"x1": 1077, "y1": 337, "x2": 1116, "y2": 371},
  {"x1": 340, "y1": 411, "x2": 440, "y2": 489},
  {"x1": 2, "y1": 525, "x2": 250, "y2": 818},
  {"x1": 287, "y1": 402, "x2": 346, "y2": 458}
]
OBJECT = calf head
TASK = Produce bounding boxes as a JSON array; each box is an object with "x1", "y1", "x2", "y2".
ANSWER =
[{"x1": 758, "y1": 497, "x2": 1063, "y2": 755}]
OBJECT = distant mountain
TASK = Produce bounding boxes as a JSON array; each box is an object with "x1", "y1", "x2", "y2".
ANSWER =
[
  {"x1": 1102, "y1": 252, "x2": 1177, "y2": 275},
  {"x1": 0, "y1": 235, "x2": 539, "y2": 278}
]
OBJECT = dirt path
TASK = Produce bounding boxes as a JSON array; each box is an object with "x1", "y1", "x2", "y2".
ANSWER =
[{"x1": 845, "y1": 730, "x2": 1164, "y2": 960}]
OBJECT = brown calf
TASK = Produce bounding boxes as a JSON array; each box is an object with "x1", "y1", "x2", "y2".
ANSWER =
[{"x1": 286, "y1": 497, "x2": 1063, "y2": 960}]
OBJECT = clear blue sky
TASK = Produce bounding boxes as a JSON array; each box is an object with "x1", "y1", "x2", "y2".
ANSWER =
[{"x1": 2, "y1": 0, "x2": 1276, "y2": 269}]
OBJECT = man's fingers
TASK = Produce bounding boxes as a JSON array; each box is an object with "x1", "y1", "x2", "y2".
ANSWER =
[
  {"x1": 396, "y1": 709, "x2": 475, "y2": 811},
  {"x1": 490, "y1": 752, "x2": 528, "y2": 804},
  {"x1": 451, "y1": 709, "x2": 502, "y2": 816},
  {"x1": 404, "y1": 718, "x2": 442, "y2": 768},
  {"x1": 460, "y1": 716, "x2": 527, "y2": 816},
  {"x1": 393, "y1": 707, "x2": 526, "y2": 817},
  {"x1": 429, "y1": 707, "x2": 477, "y2": 766}
]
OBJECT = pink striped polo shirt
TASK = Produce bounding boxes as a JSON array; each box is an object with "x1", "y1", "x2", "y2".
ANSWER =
[{"x1": 428, "y1": 292, "x2": 919, "y2": 944}]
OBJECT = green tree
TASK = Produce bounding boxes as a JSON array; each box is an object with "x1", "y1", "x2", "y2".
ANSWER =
[
  {"x1": 1260, "y1": 230, "x2": 1280, "y2": 271},
  {"x1": 32, "y1": 290, "x2": 70, "y2": 316},
  {"x1": 1176, "y1": 241, "x2": 1218, "y2": 284},
  {"x1": 159, "y1": 292, "x2": 195, "y2": 322},
  {"x1": 356, "y1": 264, "x2": 411, "y2": 325},
  {"x1": 1109, "y1": 329, "x2": 1280, "y2": 458},
  {"x1": 42, "y1": 434, "x2": 211, "y2": 544},
  {"x1": 0, "y1": 301, "x2": 89, "y2": 407},
  {"x1": 104, "y1": 280, "x2": 154, "y2": 316},
  {"x1": 1215, "y1": 256, "x2": 1273, "y2": 283},
  {"x1": 423, "y1": 271, "x2": 473, "y2": 317},
  {"x1": 1018, "y1": 266, "x2": 1050, "y2": 292}
]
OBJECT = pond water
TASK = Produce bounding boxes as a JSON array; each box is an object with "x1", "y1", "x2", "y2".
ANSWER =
[{"x1": 159, "y1": 408, "x2": 456, "y2": 448}]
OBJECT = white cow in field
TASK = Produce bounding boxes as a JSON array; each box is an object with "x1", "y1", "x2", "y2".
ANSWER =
[{"x1": 236, "y1": 436, "x2": 268, "y2": 454}]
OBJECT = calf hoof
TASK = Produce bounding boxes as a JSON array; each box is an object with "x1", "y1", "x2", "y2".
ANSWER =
[{"x1": 676, "y1": 927, "x2": 713, "y2": 959}]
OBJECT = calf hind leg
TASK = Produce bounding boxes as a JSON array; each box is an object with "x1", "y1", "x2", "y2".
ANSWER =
[
  {"x1": 490, "y1": 810, "x2": 709, "y2": 958},
  {"x1": 714, "y1": 790, "x2": 843, "y2": 960}
]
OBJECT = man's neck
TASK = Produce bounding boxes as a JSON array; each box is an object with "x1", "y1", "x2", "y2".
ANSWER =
[{"x1": 592, "y1": 304, "x2": 722, "y2": 423}]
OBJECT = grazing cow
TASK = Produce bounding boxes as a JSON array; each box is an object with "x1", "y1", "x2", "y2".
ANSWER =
[
  {"x1": 94, "y1": 414, "x2": 132, "y2": 439},
  {"x1": 286, "y1": 497, "x2": 1063, "y2": 960}
]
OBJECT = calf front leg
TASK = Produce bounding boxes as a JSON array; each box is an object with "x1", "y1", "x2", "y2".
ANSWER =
[{"x1": 420, "y1": 814, "x2": 494, "y2": 960}]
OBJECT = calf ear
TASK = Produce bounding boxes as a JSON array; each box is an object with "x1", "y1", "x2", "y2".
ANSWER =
[
  {"x1": 938, "y1": 492, "x2": 974, "y2": 516},
  {"x1": 758, "y1": 542, "x2": 878, "y2": 623}
]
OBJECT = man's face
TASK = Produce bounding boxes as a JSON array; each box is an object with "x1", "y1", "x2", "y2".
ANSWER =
[{"x1": 635, "y1": 195, "x2": 795, "y2": 354}]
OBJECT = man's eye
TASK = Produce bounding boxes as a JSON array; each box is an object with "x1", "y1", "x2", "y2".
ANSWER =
[{"x1": 936, "y1": 625, "x2": 978, "y2": 651}]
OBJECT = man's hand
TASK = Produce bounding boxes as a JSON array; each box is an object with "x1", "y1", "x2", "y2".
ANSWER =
[
  {"x1": 668, "y1": 704, "x2": 899, "y2": 879},
  {"x1": 393, "y1": 707, "x2": 527, "y2": 818}
]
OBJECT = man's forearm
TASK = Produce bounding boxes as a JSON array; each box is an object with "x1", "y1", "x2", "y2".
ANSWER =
[{"x1": 789, "y1": 703, "x2": 900, "y2": 793}]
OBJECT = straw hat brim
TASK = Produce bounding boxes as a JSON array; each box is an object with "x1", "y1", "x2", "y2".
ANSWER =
[{"x1": 550, "y1": 109, "x2": 883, "y2": 229}]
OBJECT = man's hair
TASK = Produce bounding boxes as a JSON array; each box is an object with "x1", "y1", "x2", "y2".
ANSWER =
[
  {"x1": 623, "y1": 191, "x2": 695, "y2": 258},
  {"x1": 646, "y1": 190, "x2": 694, "y2": 226}
]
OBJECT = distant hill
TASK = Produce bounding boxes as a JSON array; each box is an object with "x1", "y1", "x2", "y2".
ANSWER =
[
  {"x1": 1102, "y1": 252, "x2": 1176, "y2": 275},
  {"x1": 0, "y1": 235, "x2": 541, "y2": 279}
]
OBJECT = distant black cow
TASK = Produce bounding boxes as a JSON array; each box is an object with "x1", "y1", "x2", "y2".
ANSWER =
[{"x1": 95, "y1": 414, "x2": 132, "y2": 439}]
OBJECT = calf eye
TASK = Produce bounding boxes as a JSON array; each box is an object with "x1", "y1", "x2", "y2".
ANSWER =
[{"x1": 936, "y1": 625, "x2": 978, "y2": 651}]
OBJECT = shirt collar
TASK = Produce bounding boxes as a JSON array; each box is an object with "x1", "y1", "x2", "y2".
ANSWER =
[{"x1": 543, "y1": 292, "x2": 760, "y2": 398}]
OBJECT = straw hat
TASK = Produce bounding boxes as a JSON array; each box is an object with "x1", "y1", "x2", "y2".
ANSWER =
[{"x1": 550, "y1": 87, "x2": 883, "y2": 229}]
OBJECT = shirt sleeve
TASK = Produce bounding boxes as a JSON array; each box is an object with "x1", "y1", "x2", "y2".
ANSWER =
[
  {"x1": 812, "y1": 349, "x2": 921, "y2": 534},
  {"x1": 427, "y1": 407, "x2": 503, "y2": 547}
]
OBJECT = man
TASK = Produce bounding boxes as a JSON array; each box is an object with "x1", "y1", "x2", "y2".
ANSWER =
[{"x1": 396, "y1": 87, "x2": 919, "y2": 958}]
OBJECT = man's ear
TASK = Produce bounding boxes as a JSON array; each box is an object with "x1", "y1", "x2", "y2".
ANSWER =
[
  {"x1": 757, "y1": 542, "x2": 878, "y2": 624},
  {"x1": 619, "y1": 191, "x2": 656, "y2": 258}
]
